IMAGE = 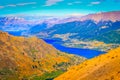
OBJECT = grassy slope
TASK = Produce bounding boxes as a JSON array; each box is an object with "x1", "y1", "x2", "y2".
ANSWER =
[
  {"x1": 55, "y1": 47, "x2": 120, "y2": 80},
  {"x1": 0, "y1": 31, "x2": 86, "y2": 80}
]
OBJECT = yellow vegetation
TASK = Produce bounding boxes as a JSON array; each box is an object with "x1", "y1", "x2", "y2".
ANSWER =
[
  {"x1": 55, "y1": 47, "x2": 120, "y2": 80},
  {"x1": 0, "y1": 31, "x2": 85, "y2": 79}
]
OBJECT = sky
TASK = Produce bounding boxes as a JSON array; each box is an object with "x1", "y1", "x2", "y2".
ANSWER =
[{"x1": 0, "y1": 0, "x2": 120, "y2": 16}]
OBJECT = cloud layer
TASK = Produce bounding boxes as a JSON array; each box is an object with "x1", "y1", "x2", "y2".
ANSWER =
[
  {"x1": 91, "y1": 1, "x2": 101, "y2": 5},
  {"x1": 68, "y1": 1, "x2": 82, "y2": 5},
  {"x1": 0, "y1": 6, "x2": 4, "y2": 8},
  {"x1": 44, "y1": 0, "x2": 63, "y2": 6},
  {"x1": 0, "y1": 2, "x2": 36, "y2": 9}
]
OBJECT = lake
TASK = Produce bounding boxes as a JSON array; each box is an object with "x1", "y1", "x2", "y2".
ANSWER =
[
  {"x1": 6, "y1": 31, "x2": 105, "y2": 59},
  {"x1": 44, "y1": 39, "x2": 105, "y2": 59},
  {"x1": 7, "y1": 31, "x2": 22, "y2": 36}
]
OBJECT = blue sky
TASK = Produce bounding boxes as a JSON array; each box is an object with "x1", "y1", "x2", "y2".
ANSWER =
[{"x1": 0, "y1": 0, "x2": 120, "y2": 16}]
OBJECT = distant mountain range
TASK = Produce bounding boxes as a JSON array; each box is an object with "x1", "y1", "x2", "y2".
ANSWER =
[
  {"x1": 0, "y1": 17, "x2": 49, "y2": 31},
  {"x1": 0, "y1": 11, "x2": 120, "y2": 50},
  {"x1": 55, "y1": 47, "x2": 120, "y2": 80},
  {"x1": 1, "y1": 11, "x2": 120, "y2": 31},
  {"x1": 37, "y1": 20, "x2": 120, "y2": 44},
  {"x1": 20, "y1": 11, "x2": 120, "y2": 44},
  {"x1": 0, "y1": 31, "x2": 85, "y2": 80}
]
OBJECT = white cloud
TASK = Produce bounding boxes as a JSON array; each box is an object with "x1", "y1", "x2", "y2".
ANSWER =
[
  {"x1": 67, "y1": 1, "x2": 82, "y2": 5},
  {"x1": 44, "y1": 0, "x2": 63, "y2": 6},
  {"x1": 6, "y1": 4, "x2": 16, "y2": 7},
  {"x1": 91, "y1": 1, "x2": 101, "y2": 5},
  {"x1": 0, "y1": 6, "x2": 4, "y2": 8},
  {"x1": 17, "y1": 2, "x2": 36, "y2": 6},
  {"x1": 0, "y1": 2, "x2": 36, "y2": 9},
  {"x1": 68, "y1": 13, "x2": 85, "y2": 16},
  {"x1": 88, "y1": 1, "x2": 101, "y2": 6},
  {"x1": 68, "y1": 3, "x2": 73, "y2": 5}
]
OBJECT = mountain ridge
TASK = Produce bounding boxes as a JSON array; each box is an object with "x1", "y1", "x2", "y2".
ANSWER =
[{"x1": 80, "y1": 11, "x2": 120, "y2": 22}]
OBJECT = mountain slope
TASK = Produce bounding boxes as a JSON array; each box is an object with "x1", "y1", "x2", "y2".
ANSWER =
[
  {"x1": 38, "y1": 20, "x2": 120, "y2": 44},
  {"x1": 80, "y1": 11, "x2": 120, "y2": 21},
  {"x1": 55, "y1": 47, "x2": 120, "y2": 80},
  {"x1": 0, "y1": 31, "x2": 85, "y2": 80}
]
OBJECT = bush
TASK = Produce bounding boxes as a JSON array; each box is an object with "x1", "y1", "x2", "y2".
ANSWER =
[{"x1": 33, "y1": 70, "x2": 64, "y2": 80}]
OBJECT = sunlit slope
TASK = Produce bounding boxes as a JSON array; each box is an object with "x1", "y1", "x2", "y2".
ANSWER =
[
  {"x1": 0, "y1": 31, "x2": 85, "y2": 80},
  {"x1": 55, "y1": 47, "x2": 120, "y2": 80}
]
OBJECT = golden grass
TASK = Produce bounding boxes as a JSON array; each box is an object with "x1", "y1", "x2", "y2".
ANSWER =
[{"x1": 55, "y1": 47, "x2": 120, "y2": 80}]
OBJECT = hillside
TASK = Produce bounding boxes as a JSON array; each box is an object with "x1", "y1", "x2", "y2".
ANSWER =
[
  {"x1": 37, "y1": 20, "x2": 120, "y2": 43},
  {"x1": 80, "y1": 11, "x2": 120, "y2": 22},
  {"x1": 0, "y1": 31, "x2": 86, "y2": 80},
  {"x1": 55, "y1": 47, "x2": 120, "y2": 80}
]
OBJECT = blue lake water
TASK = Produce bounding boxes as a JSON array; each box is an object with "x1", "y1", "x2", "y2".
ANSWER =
[
  {"x1": 44, "y1": 39, "x2": 105, "y2": 59},
  {"x1": 6, "y1": 31, "x2": 105, "y2": 59},
  {"x1": 7, "y1": 31, "x2": 23, "y2": 36}
]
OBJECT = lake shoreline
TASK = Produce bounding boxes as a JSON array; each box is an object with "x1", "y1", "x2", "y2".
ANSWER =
[{"x1": 43, "y1": 39, "x2": 105, "y2": 59}]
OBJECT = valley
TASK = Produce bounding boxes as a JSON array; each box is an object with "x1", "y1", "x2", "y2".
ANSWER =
[
  {"x1": 44, "y1": 39, "x2": 105, "y2": 59},
  {"x1": 2, "y1": 11, "x2": 119, "y2": 59},
  {"x1": 0, "y1": 11, "x2": 120, "y2": 80}
]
